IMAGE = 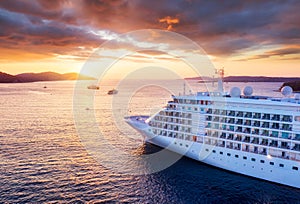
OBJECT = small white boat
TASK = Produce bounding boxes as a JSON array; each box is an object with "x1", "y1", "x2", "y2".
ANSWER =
[
  {"x1": 87, "y1": 85, "x2": 99, "y2": 90},
  {"x1": 107, "y1": 89, "x2": 118, "y2": 95}
]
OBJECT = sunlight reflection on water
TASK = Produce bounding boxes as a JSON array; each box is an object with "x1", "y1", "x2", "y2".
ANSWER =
[{"x1": 1, "y1": 80, "x2": 299, "y2": 203}]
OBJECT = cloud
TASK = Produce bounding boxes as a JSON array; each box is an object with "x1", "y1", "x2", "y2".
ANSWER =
[
  {"x1": 0, "y1": 0, "x2": 299, "y2": 61},
  {"x1": 234, "y1": 47, "x2": 300, "y2": 61},
  {"x1": 159, "y1": 16, "x2": 179, "y2": 30}
]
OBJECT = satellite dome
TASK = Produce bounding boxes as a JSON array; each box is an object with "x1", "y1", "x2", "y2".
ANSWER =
[
  {"x1": 230, "y1": 87, "x2": 241, "y2": 98},
  {"x1": 243, "y1": 86, "x2": 253, "y2": 96},
  {"x1": 281, "y1": 86, "x2": 293, "y2": 96},
  {"x1": 295, "y1": 93, "x2": 300, "y2": 100}
]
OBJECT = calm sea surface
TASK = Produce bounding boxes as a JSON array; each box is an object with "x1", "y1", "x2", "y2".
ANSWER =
[{"x1": 1, "y1": 80, "x2": 300, "y2": 203}]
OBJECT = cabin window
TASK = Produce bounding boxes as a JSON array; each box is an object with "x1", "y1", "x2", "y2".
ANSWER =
[
  {"x1": 270, "y1": 162, "x2": 274, "y2": 165},
  {"x1": 235, "y1": 155, "x2": 239, "y2": 158},
  {"x1": 227, "y1": 153, "x2": 231, "y2": 156},
  {"x1": 279, "y1": 164, "x2": 284, "y2": 167},
  {"x1": 251, "y1": 158, "x2": 256, "y2": 162},
  {"x1": 295, "y1": 116, "x2": 300, "y2": 122},
  {"x1": 220, "y1": 151, "x2": 223, "y2": 155},
  {"x1": 205, "y1": 148, "x2": 209, "y2": 152},
  {"x1": 243, "y1": 156, "x2": 247, "y2": 160},
  {"x1": 292, "y1": 166, "x2": 298, "y2": 171},
  {"x1": 260, "y1": 160, "x2": 265, "y2": 163},
  {"x1": 212, "y1": 150, "x2": 216, "y2": 153}
]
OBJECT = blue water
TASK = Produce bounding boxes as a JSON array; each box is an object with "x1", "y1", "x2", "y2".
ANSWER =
[{"x1": 1, "y1": 80, "x2": 300, "y2": 203}]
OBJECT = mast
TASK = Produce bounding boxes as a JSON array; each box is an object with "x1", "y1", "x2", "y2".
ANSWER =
[{"x1": 216, "y1": 67, "x2": 224, "y2": 93}]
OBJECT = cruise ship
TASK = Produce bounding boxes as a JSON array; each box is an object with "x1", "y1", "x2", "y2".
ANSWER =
[{"x1": 125, "y1": 77, "x2": 300, "y2": 188}]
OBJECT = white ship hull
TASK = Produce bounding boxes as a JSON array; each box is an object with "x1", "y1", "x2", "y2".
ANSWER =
[{"x1": 126, "y1": 116, "x2": 300, "y2": 188}]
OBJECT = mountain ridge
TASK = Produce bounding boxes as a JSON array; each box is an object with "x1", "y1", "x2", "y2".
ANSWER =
[
  {"x1": 185, "y1": 76, "x2": 300, "y2": 83},
  {"x1": 0, "y1": 71, "x2": 95, "y2": 83}
]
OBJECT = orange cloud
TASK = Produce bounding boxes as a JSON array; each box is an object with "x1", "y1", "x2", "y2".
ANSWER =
[{"x1": 159, "y1": 16, "x2": 179, "y2": 30}]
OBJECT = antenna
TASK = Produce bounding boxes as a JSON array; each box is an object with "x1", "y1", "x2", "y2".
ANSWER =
[{"x1": 215, "y1": 67, "x2": 225, "y2": 93}]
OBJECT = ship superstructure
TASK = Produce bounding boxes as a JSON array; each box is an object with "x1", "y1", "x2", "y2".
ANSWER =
[{"x1": 125, "y1": 82, "x2": 300, "y2": 188}]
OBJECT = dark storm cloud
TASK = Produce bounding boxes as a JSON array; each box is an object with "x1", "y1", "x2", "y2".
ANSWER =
[{"x1": 0, "y1": 0, "x2": 299, "y2": 59}]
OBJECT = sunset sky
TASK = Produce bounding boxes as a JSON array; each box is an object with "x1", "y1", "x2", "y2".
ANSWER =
[{"x1": 0, "y1": 0, "x2": 299, "y2": 77}]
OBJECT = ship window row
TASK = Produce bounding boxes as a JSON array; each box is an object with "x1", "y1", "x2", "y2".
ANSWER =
[
  {"x1": 199, "y1": 136, "x2": 300, "y2": 161},
  {"x1": 206, "y1": 115, "x2": 293, "y2": 128},
  {"x1": 211, "y1": 151, "x2": 299, "y2": 170},
  {"x1": 156, "y1": 112, "x2": 192, "y2": 119},
  {"x1": 205, "y1": 130, "x2": 300, "y2": 151},
  {"x1": 206, "y1": 116, "x2": 292, "y2": 128},
  {"x1": 205, "y1": 123, "x2": 300, "y2": 140},
  {"x1": 151, "y1": 127, "x2": 193, "y2": 136},
  {"x1": 172, "y1": 99, "x2": 213, "y2": 105},
  {"x1": 205, "y1": 127, "x2": 299, "y2": 142},
  {"x1": 206, "y1": 109, "x2": 293, "y2": 122},
  {"x1": 150, "y1": 118, "x2": 192, "y2": 126},
  {"x1": 149, "y1": 121, "x2": 192, "y2": 130}
]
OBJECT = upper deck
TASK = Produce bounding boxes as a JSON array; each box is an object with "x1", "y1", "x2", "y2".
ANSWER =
[{"x1": 170, "y1": 91, "x2": 300, "y2": 113}]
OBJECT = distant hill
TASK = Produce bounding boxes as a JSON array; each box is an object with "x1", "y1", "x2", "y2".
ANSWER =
[
  {"x1": 0, "y1": 72, "x2": 21, "y2": 83},
  {"x1": 223, "y1": 76, "x2": 300, "y2": 83},
  {"x1": 0, "y1": 71, "x2": 95, "y2": 83},
  {"x1": 185, "y1": 76, "x2": 300, "y2": 83}
]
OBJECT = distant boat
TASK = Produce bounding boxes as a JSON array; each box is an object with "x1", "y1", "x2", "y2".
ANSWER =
[
  {"x1": 107, "y1": 89, "x2": 118, "y2": 95},
  {"x1": 87, "y1": 85, "x2": 99, "y2": 90}
]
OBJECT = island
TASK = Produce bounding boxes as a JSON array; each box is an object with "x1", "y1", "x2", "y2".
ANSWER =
[
  {"x1": 0, "y1": 71, "x2": 95, "y2": 83},
  {"x1": 186, "y1": 76, "x2": 300, "y2": 83}
]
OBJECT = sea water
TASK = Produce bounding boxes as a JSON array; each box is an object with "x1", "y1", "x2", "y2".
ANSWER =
[{"x1": 0, "y1": 80, "x2": 300, "y2": 203}]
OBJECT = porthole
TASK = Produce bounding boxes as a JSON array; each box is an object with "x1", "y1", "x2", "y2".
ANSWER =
[
  {"x1": 251, "y1": 158, "x2": 256, "y2": 162},
  {"x1": 205, "y1": 148, "x2": 209, "y2": 152},
  {"x1": 235, "y1": 155, "x2": 239, "y2": 158},
  {"x1": 220, "y1": 151, "x2": 223, "y2": 155},
  {"x1": 212, "y1": 150, "x2": 216, "y2": 153},
  {"x1": 279, "y1": 164, "x2": 284, "y2": 167},
  {"x1": 227, "y1": 153, "x2": 231, "y2": 156},
  {"x1": 243, "y1": 156, "x2": 247, "y2": 160},
  {"x1": 292, "y1": 166, "x2": 298, "y2": 171},
  {"x1": 260, "y1": 160, "x2": 265, "y2": 163},
  {"x1": 270, "y1": 162, "x2": 274, "y2": 165}
]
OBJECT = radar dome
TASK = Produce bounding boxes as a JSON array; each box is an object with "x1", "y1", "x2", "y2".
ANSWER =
[
  {"x1": 243, "y1": 86, "x2": 253, "y2": 96},
  {"x1": 281, "y1": 86, "x2": 293, "y2": 96},
  {"x1": 295, "y1": 94, "x2": 300, "y2": 100},
  {"x1": 230, "y1": 87, "x2": 241, "y2": 98}
]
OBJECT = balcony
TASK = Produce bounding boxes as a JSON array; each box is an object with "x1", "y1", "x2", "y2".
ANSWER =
[
  {"x1": 262, "y1": 114, "x2": 270, "y2": 120},
  {"x1": 245, "y1": 112, "x2": 252, "y2": 118},
  {"x1": 260, "y1": 140, "x2": 268, "y2": 146},
  {"x1": 253, "y1": 113, "x2": 261, "y2": 119},
  {"x1": 269, "y1": 142, "x2": 278, "y2": 147},
  {"x1": 236, "y1": 112, "x2": 243, "y2": 117}
]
